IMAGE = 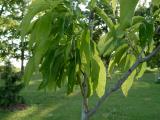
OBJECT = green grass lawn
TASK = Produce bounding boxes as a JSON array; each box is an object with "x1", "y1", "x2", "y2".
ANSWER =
[{"x1": 0, "y1": 72, "x2": 160, "y2": 120}]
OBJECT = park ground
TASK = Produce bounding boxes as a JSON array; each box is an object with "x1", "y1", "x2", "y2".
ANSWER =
[{"x1": 0, "y1": 71, "x2": 160, "y2": 120}]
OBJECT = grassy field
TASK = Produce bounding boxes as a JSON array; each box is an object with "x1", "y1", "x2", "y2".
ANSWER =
[{"x1": 0, "y1": 72, "x2": 160, "y2": 120}]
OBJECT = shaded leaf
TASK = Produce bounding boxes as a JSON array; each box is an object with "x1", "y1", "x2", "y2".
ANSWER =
[
  {"x1": 120, "y1": 0, "x2": 139, "y2": 29},
  {"x1": 21, "y1": 0, "x2": 50, "y2": 37},
  {"x1": 23, "y1": 57, "x2": 35, "y2": 84}
]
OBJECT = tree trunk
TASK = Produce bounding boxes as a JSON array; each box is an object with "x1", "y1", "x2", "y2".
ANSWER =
[
  {"x1": 21, "y1": 42, "x2": 24, "y2": 74},
  {"x1": 81, "y1": 97, "x2": 89, "y2": 120},
  {"x1": 81, "y1": 73, "x2": 89, "y2": 120}
]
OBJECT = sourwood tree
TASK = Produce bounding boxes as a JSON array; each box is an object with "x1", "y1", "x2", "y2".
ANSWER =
[{"x1": 21, "y1": 0, "x2": 160, "y2": 120}]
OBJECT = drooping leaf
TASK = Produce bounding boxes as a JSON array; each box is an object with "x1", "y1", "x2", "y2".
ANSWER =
[
  {"x1": 121, "y1": 70, "x2": 137, "y2": 96},
  {"x1": 103, "y1": 39, "x2": 126, "y2": 57},
  {"x1": 80, "y1": 29, "x2": 91, "y2": 75},
  {"x1": 67, "y1": 60, "x2": 76, "y2": 94},
  {"x1": 113, "y1": 44, "x2": 128, "y2": 64},
  {"x1": 94, "y1": 6, "x2": 114, "y2": 30},
  {"x1": 48, "y1": 54, "x2": 64, "y2": 90},
  {"x1": 92, "y1": 55, "x2": 106, "y2": 97},
  {"x1": 21, "y1": 0, "x2": 50, "y2": 37},
  {"x1": 139, "y1": 21, "x2": 154, "y2": 48},
  {"x1": 39, "y1": 49, "x2": 57, "y2": 90},
  {"x1": 108, "y1": 44, "x2": 128, "y2": 75},
  {"x1": 111, "y1": 0, "x2": 117, "y2": 15},
  {"x1": 132, "y1": 16, "x2": 145, "y2": 25},
  {"x1": 33, "y1": 12, "x2": 57, "y2": 66},
  {"x1": 98, "y1": 34, "x2": 110, "y2": 55},
  {"x1": 136, "y1": 62, "x2": 147, "y2": 80},
  {"x1": 145, "y1": 21, "x2": 154, "y2": 43},
  {"x1": 118, "y1": 53, "x2": 127, "y2": 71},
  {"x1": 119, "y1": 0, "x2": 139, "y2": 29},
  {"x1": 139, "y1": 23, "x2": 147, "y2": 47},
  {"x1": 121, "y1": 54, "x2": 137, "y2": 96},
  {"x1": 98, "y1": 32, "x2": 115, "y2": 56},
  {"x1": 108, "y1": 58, "x2": 115, "y2": 76},
  {"x1": 23, "y1": 57, "x2": 35, "y2": 84},
  {"x1": 125, "y1": 54, "x2": 136, "y2": 71}
]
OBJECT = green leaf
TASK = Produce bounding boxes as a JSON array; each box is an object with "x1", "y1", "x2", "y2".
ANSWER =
[
  {"x1": 23, "y1": 57, "x2": 35, "y2": 84},
  {"x1": 67, "y1": 60, "x2": 76, "y2": 94},
  {"x1": 39, "y1": 49, "x2": 57, "y2": 89},
  {"x1": 136, "y1": 62, "x2": 147, "y2": 80},
  {"x1": 139, "y1": 23, "x2": 147, "y2": 47},
  {"x1": 111, "y1": 0, "x2": 117, "y2": 15},
  {"x1": 90, "y1": 41, "x2": 107, "y2": 97},
  {"x1": 49, "y1": 55, "x2": 64, "y2": 89},
  {"x1": 92, "y1": 55, "x2": 106, "y2": 97},
  {"x1": 80, "y1": 29, "x2": 91, "y2": 75},
  {"x1": 113, "y1": 44, "x2": 128, "y2": 64},
  {"x1": 33, "y1": 12, "x2": 54, "y2": 65},
  {"x1": 132, "y1": 16, "x2": 145, "y2": 25},
  {"x1": 124, "y1": 54, "x2": 136, "y2": 71},
  {"x1": 89, "y1": 0, "x2": 96, "y2": 8},
  {"x1": 145, "y1": 22, "x2": 154, "y2": 43},
  {"x1": 102, "y1": 37, "x2": 115, "y2": 57},
  {"x1": 108, "y1": 44, "x2": 128, "y2": 76},
  {"x1": 98, "y1": 32, "x2": 114, "y2": 56},
  {"x1": 139, "y1": 21, "x2": 154, "y2": 48},
  {"x1": 98, "y1": 34, "x2": 110, "y2": 55},
  {"x1": 108, "y1": 58, "x2": 115, "y2": 76},
  {"x1": 121, "y1": 70, "x2": 136, "y2": 96},
  {"x1": 21, "y1": 0, "x2": 50, "y2": 37},
  {"x1": 103, "y1": 38, "x2": 126, "y2": 57},
  {"x1": 94, "y1": 6, "x2": 114, "y2": 30},
  {"x1": 118, "y1": 53, "x2": 127, "y2": 71},
  {"x1": 120, "y1": 0, "x2": 139, "y2": 29}
]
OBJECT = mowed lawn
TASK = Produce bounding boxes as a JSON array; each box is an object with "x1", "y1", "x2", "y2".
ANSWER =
[{"x1": 0, "y1": 72, "x2": 160, "y2": 120}]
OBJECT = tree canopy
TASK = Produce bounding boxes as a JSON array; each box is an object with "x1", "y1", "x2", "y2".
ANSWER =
[{"x1": 21, "y1": 0, "x2": 160, "y2": 119}]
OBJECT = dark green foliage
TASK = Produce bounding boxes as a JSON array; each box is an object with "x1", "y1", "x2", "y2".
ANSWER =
[{"x1": 0, "y1": 61, "x2": 25, "y2": 108}]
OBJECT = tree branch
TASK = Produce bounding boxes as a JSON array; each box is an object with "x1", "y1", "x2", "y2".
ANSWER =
[{"x1": 88, "y1": 44, "x2": 160, "y2": 117}]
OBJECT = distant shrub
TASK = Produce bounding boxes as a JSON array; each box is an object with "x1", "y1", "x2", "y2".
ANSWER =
[{"x1": 0, "y1": 61, "x2": 25, "y2": 108}]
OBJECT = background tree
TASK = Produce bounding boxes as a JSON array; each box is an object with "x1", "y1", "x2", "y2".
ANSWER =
[
  {"x1": 0, "y1": 0, "x2": 31, "y2": 110},
  {"x1": 0, "y1": 0, "x2": 29, "y2": 73},
  {"x1": 21, "y1": 0, "x2": 160, "y2": 120}
]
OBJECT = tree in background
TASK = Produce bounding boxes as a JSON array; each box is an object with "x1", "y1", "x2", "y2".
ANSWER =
[
  {"x1": 0, "y1": 0, "x2": 29, "y2": 73},
  {"x1": 21, "y1": 0, "x2": 160, "y2": 120},
  {"x1": 135, "y1": 2, "x2": 160, "y2": 82},
  {"x1": 0, "y1": 0, "x2": 31, "y2": 109}
]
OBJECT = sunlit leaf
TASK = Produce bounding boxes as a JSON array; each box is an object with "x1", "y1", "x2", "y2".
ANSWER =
[
  {"x1": 111, "y1": 0, "x2": 117, "y2": 15},
  {"x1": 136, "y1": 62, "x2": 147, "y2": 80},
  {"x1": 121, "y1": 70, "x2": 136, "y2": 96},
  {"x1": 92, "y1": 55, "x2": 106, "y2": 97}
]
